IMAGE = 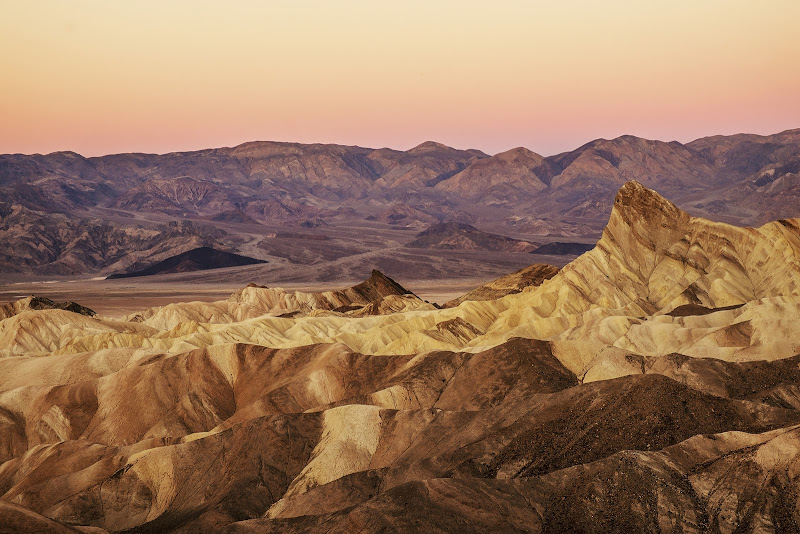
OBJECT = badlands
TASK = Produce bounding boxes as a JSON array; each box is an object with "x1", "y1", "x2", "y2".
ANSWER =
[{"x1": 1, "y1": 181, "x2": 800, "y2": 532}]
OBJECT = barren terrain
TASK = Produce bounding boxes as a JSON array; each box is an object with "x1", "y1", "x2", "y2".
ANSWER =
[{"x1": 1, "y1": 182, "x2": 800, "y2": 532}]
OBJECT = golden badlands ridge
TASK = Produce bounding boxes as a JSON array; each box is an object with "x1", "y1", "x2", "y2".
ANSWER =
[{"x1": 1, "y1": 181, "x2": 800, "y2": 532}]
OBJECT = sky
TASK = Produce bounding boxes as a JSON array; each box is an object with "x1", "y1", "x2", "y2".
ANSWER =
[{"x1": 1, "y1": 0, "x2": 799, "y2": 157}]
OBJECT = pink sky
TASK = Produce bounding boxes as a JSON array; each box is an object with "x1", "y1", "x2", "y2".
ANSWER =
[{"x1": 1, "y1": 1, "x2": 799, "y2": 157}]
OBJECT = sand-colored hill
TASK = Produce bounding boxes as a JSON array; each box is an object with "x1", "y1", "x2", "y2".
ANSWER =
[
  {"x1": 2, "y1": 337, "x2": 799, "y2": 531},
  {"x1": 4, "y1": 182, "x2": 797, "y2": 362},
  {"x1": 0, "y1": 296, "x2": 95, "y2": 320},
  {"x1": 2, "y1": 181, "x2": 800, "y2": 532},
  {"x1": 442, "y1": 263, "x2": 560, "y2": 307},
  {"x1": 117, "y1": 270, "x2": 430, "y2": 331}
]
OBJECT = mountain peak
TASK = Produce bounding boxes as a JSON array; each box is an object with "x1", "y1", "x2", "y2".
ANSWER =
[
  {"x1": 408, "y1": 141, "x2": 457, "y2": 154},
  {"x1": 493, "y1": 146, "x2": 545, "y2": 162},
  {"x1": 599, "y1": 181, "x2": 692, "y2": 273},
  {"x1": 346, "y1": 269, "x2": 414, "y2": 301},
  {"x1": 612, "y1": 181, "x2": 684, "y2": 223}
]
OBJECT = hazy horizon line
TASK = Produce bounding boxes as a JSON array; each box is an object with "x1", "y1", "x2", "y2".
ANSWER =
[{"x1": 4, "y1": 126, "x2": 798, "y2": 160}]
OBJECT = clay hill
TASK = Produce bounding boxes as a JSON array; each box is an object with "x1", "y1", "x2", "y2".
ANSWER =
[
  {"x1": 406, "y1": 222, "x2": 539, "y2": 252},
  {"x1": 106, "y1": 246, "x2": 267, "y2": 279},
  {"x1": 442, "y1": 263, "x2": 560, "y2": 307},
  {"x1": 1, "y1": 129, "x2": 799, "y2": 276},
  {"x1": 120, "y1": 270, "x2": 431, "y2": 328},
  {"x1": 0, "y1": 296, "x2": 95, "y2": 320},
  {"x1": 2, "y1": 182, "x2": 800, "y2": 532}
]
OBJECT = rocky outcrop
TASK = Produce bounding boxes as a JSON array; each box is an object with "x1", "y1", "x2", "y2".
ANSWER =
[
  {"x1": 443, "y1": 264, "x2": 559, "y2": 307},
  {"x1": 0, "y1": 296, "x2": 95, "y2": 320}
]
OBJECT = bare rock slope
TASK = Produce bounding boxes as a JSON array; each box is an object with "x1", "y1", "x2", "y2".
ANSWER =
[
  {"x1": 442, "y1": 263, "x2": 560, "y2": 307},
  {"x1": 2, "y1": 182, "x2": 800, "y2": 532}
]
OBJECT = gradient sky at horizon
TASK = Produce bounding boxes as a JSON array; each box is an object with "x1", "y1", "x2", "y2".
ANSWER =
[{"x1": 2, "y1": 0, "x2": 799, "y2": 157}]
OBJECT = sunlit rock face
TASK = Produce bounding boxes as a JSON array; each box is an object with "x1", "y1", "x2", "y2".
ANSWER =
[{"x1": 2, "y1": 181, "x2": 800, "y2": 533}]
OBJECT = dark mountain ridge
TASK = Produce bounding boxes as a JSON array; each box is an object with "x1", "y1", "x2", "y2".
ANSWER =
[
  {"x1": 107, "y1": 246, "x2": 267, "y2": 279},
  {"x1": 531, "y1": 242, "x2": 595, "y2": 255},
  {"x1": 407, "y1": 222, "x2": 539, "y2": 252}
]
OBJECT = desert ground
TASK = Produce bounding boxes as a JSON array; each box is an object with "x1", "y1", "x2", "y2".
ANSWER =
[
  {"x1": 2, "y1": 182, "x2": 800, "y2": 532},
  {"x1": 0, "y1": 245, "x2": 580, "y2": 317}
]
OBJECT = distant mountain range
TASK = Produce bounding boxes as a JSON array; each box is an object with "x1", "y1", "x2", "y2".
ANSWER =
[{"x1": 1, "y1": 129, "x2": 798, "y2": 275}]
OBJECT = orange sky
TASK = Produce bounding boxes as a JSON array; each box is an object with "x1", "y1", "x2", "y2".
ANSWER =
[{"x1": 1, "y1": 1, "x2": 799, "y2": 156}]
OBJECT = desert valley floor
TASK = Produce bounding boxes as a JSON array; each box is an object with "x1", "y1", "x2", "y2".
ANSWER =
[
  {"x1": 1, "y1": 181, "x2": 800, "y2": 533},
  {"x1": 0, "y1": 277, "x2": 493, "y2": 320}
]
